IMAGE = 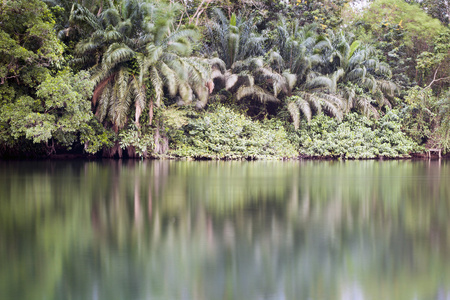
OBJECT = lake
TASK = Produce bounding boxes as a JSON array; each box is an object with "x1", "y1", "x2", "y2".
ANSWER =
[{"x1": 1, "y1": 159, "x2": 450, "y2": 300}]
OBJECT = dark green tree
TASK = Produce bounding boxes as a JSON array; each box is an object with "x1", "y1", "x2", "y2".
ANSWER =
[{"x1": 0, "y1": 0, "x2": 110, "y2": 156}]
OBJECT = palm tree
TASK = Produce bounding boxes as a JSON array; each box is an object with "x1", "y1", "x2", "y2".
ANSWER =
[
  {"x1": 72, "y1": 0, "x2": 210, "y2": 131},
  {"x1": 271, "y1": 20, "x2": 323, "y2": 83},
  {"x1": 204, "y1": 8, "x2": 265, "y2": 69},
  {"x1": 287, "y1": 74, "x2": 344, "y2": 129},
  {"x1": 320, "y1": 31, "x2": 397, "y2": 116},
  {"x1": 268, "y1": 19, "x2": 344, "y2": 129}
]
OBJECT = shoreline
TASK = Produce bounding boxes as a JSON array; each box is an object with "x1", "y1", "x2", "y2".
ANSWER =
[{"x1": 1, "y1": 152, "x2": 448, "y2": 161}]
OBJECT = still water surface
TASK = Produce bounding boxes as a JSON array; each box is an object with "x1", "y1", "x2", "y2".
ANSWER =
[{"x1": 1, "y1": 160, "x2": 450, "y2": 300}]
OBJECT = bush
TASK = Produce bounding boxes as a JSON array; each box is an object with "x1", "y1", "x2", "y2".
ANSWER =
[
  {"x1": 292, "y1": 111, "x2": 421, "y2": 158},
  {"x1": 170, "y1": 106, "x2": 298, "y2": 159}
]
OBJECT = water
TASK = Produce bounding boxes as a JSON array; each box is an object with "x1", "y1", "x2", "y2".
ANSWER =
[{"x1": 1, "y1": 160, "x2": 450, "y2": 300}]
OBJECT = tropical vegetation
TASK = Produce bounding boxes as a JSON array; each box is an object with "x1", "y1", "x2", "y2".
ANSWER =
[{"x1": 1, "y1": 0, "x2": 449, "y2": 159}]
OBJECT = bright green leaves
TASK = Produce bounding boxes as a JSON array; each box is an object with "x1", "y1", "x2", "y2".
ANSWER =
[
  {"x1": 349, "y1": 40, "x2": 361, "y2": 58},
  {"x1": 119, "y1": 123, "x2": 154, "y2": 157},
  {"x1": 230, "y1": 13, "x2": 237, "y2": 27},
  {"x1": 171, "y1": 105, "x2": 297, "y2": 159},
  {"x1": 360, "y1": 0, "x2": 447, "y2": 47},
  {"x1": 293, "y1": 112, "x2": 420, "y2": 158},
  {"x1": 0, "y1": 69, "x2": 105, "y2": 150}
]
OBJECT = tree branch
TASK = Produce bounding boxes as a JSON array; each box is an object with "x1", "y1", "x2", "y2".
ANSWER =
[{"x1": 424, "y1": 63, "x2": 450, "y2": 89}]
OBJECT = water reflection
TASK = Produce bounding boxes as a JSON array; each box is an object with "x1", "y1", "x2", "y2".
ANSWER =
[{"x1": 1, "y1": 160, "x2": 450, "y2": 300}]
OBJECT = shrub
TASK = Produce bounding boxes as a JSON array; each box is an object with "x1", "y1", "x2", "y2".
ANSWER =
[
  {"x1": 292, "y1": 111, "x2": 421, "y2": 158},
  {"x1": 170, "y1": 106, "x2": 297, "y2": 159}
]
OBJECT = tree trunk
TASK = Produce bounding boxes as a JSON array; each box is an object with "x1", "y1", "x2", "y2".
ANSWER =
[{"x1": 154, "y1": 122, "x2": 169, "y2": 155}]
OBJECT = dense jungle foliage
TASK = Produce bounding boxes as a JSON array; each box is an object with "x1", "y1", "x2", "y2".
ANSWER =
[{"x1": 1, "y1": 0, "x2": 449, "y2": 159}]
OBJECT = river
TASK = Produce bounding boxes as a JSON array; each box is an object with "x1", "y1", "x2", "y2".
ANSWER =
[{"x1": 1, "y1": 160, "x2": 449, "y2": 300}]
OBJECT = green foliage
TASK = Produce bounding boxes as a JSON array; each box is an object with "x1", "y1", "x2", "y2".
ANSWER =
[
  {"x1": 360, "y1": 0, "x2": 447, "y2": 47},
  {"x1": 292, "y1": 111, "x2": 420, "y2": 158},
  {"x1": 204, "y1": 8, "x2": 265, "y2": 68},
  {"x1": 171, "y1": 105, "x2": 297, "y2": 159},
  {"x1": 72, "y1": 0, "x2": 210, "y2": 130},
  {"x1": 0, "y1": 69, "x2": 111, "y2": 153},
  {"x1": 1, "y1": 0, "x2": 447, "y2": 159},
  {"x1": 408, "y1": 0, "x2": 450, "y2": 26},
  {"x1": 416, "y1": 31, "x2": 450, "y2": 92},
  {"x1": 0, "y1": 0, "x2": 64, "y2": 86},
  {"x1": 79, "y1": 118, "x2": 115, "y2": 154},
  {"x1": 400, "y1": 86, "x2": 437, "y2": 144},
  {"x1": 436, "y1": 89, "x2": 450, "y2": 152},
  {"x1": 276, "y1": 0, "x2": 349, "y2": 29},
  {"x1": 119, "y1": 123, "x2": 154, "y2": 157}
]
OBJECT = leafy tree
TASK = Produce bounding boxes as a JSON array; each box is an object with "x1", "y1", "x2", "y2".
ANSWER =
[
  {"x1": 360, "y1": 0, "x2": 447, "y2": 46},
  {"x1": 356, "y1": 0, "x2": 449, "y2": 89},
  {"x1": 0, "y1": 0, "x2": 64, "y2": 87},
  {"x1": 400, "y1": 86, "x2": 437, "y2": 144},
  {"x1": 436, "y1": 89, "x2": 450, "y2": 152},
  {"x1": 289, "y1": 0, "x2": 349, "y2": 29},
  {"x1": 0, "y1": 0, "x2": 111, "y2": 156},
  {"x1": 416, "y1": 31, "x2": 450, "y2": 92},
  {"x1": 0, "y1": 70, "x2": 112, "y2": 154}
]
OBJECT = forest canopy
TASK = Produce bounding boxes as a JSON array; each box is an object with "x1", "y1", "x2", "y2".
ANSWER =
[{"x1": 0, "y1": 0, "x2": 449, "y2": 159}]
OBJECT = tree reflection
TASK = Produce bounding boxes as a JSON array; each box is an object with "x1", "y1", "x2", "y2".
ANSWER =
[{"x1": 1, "y1": 160, "x2": 450, "y2": 299}]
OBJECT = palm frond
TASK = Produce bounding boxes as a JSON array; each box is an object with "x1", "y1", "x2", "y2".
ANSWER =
[
  {"x1": 376, "y1": 62, "x2": 392, "y2": 77},
  {"x1": 97, "y1": 82, "x2": 112, "y2": 122},
  {"x1": 269, "y1": 51, "x2": 284, "y2": 72},
  {"x1": 150, "y1": 66, "x2": 163, "y2": 106},
  {"x1": 283, "y1": 72, "x2": 297, "y2": 93},
  {"x1": 305, "y1": 76, "x2": 333, "y2": 90},
  {"x1": 69, "y1": 3, "x2": 101, "y2": 31},
  {"x1": 100, "y1": 7, "x2": 121, "y2": 27},
  {"x1": 194, "y1": 85, "x2": 209, "y2": 108},
  {"x1": 363, "y1": 76, "x2": 378, "y2": 93},
  {"x1": 103, "y1": 43, "x2": 135, "y2": 70},
  {"x1": 236, "y1": 85, "x2": 279, "y2": 103},
  {"x1": 306, "y1": 93, "x2": 322, "y2": 114},
  {"x1": 363, "y1": 58, "x2": 377, "y2": 70},
  {"x1": 75, "y1": 39, "x2": 102, "y2": 55},
  {"x1": 347, "y1": 67, "x2": 366, "y2": 82},
  {"x1": 103, "y1": 26, "x2": 123, "y2": 42},
  {"x1": 317, "y1": 93, "x2": 343, "y2": 121},
  {"x1": 212, "y1": 7, "x2": 229, "y2": 26},
  {"x1": 378, "y1": 79, "x2": 397, "y2": 97},
  {"x1": 356, "y1": 96, "x2": 379, "y2": 118},
  {"x1": 178, "y1": 82, "x2": 193, "y2": 104},
  {"x1": 225, "y1": 74, "x2": 239, "y2": 90},
  {"x1": 146, "y1": 44, "x2": 164, "y2": 65},
  {"x1": 160, "y1": 61, "x2": 178, "y2": 96},
  {"x1": 287, "y1": 101, "x2": 301, "y2": 130},
  {"x1": 131, "y1": 76, "x2": 145, "y2": 125},
  {"x1": 183, "y1": 57, "x2": 211, "y2": 86},
  {"x1": 295, "y1": 96, "x2": 312, "y2": 123},
  {"x1": 165, "y1": 28, "x2": 200, "y2": 46},
  {"x1": 209, "y1": 57, "x2": 227, "y2": 73}
]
